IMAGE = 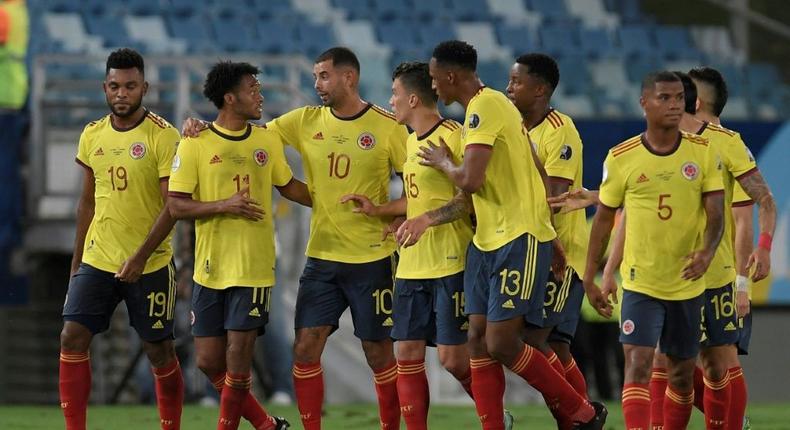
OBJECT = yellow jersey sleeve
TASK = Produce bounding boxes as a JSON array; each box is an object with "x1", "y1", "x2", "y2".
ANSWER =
[
  {"x1": 732, "y1": 182, "x2": 753, "y2": 206},
  {"x1": 542, "y1": 121, "x2": 581, "y2": 182},
  {"x1": 464, "y1": 94, "x2": 502, "y2": 147},
  {"x1": 598, "y1": 152, "x2": 625, "y2": 208},
  {"x1": 269, "y1": 136, "x2": 294, "y2": 187},
  {"x1": 76, "y1": 122, "x2": 98, "y2": 168},
  {"x1": 266, "y1": 107, "x2": 304, "y2": 152},
  {"x1": 169, "y1": 136, "x2": 200, "y2": 195},
  {"x1": 702, "y1": 142, "x2": 724, "y2": 194},
  {"x1": 155, "y1": 127, "x2": 180, "y2": 179},
  {"x1": 388, "y1": 124, "x2": 408, "y2": 173}
]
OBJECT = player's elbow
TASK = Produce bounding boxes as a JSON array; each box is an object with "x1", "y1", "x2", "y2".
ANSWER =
[
  {"x1": 167, "y1": 198, "x2": 188, "y2": 219},
  {"x1": 459, "y1": 174, "x2": 484, "y2": 193}
]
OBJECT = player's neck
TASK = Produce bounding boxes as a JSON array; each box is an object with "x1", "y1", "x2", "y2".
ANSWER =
[
  {"x1": 110, "y1": 107, "x2": 146, "y2": 130},
  {"x1": 695, "y1": 110, "x2": 720, "y2": 125},
  {"x1": 330, "y1": 95, "x2": 368, "y2": 118},
  {"x1": 522, "y1": 103, "x2": 551, "y2": 130},
  {"x1": 679, "y1": 113, "x2": 705, "y2": 134},
  {"x1": 213, "y1": 110, "x2": 248, "y2": 132},
  {"x1": 458, "y1": 77, "x2": 485, "y2": 109},
  {"x1": 644, "y1": 126, "x2": 681, "y2": 152},
  {"x1": 408, "y1": 109, "x2": 442, "y2": 137}
]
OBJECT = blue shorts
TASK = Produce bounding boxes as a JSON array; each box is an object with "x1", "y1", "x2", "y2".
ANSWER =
[
  {"x1": 619, "y1": 290, "x2": 704, "y2": 360},
  {"x1": 736, "y1": 307, "x2": 752, "y2": 355},
  {"x1": 295, "y1": 256, "x2": 395, "y2": 341},
  {"x1": 545, "y1": 269, "x2": 585, "y2": 344},
  {"x1": 63, "y1": 261, "x2": 176, "y2": 343},
  {"x1": 391, "y1": 272, "x2": 468, "y2": 346},
  {"x1": 464, "y1": 233, "x2": 551, "y2": 325},
  {"x1": 701, "y1": 283, "x2": 740, "y2": 348},
  {"x1": 191, "y1": 283, "x2": 271, "y2": 337}
]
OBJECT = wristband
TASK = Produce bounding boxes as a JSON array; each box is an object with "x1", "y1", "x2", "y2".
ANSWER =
[
  {"x1": 758, "y1": 233, "x2": 772, "y2": 251},
  {"x1": 736, "y1": 275, "x2": 749, "y2": 292}
]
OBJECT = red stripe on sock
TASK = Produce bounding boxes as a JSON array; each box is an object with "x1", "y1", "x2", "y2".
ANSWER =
[
  {"x1": 471, "y1": 359, "x2": 505, "y2": 430},
  {"x1": 373, "y1": 361, "x2": 401, "y2": 430},
  {"x1": 703, "y1": 373, "x2": 730, "y2": 430},
  {"x1": 663, "y1": 385, "x2": 693, "y2": 430},
  {"x1": 152, "y1": 359, "x2": 184, "y2": 430},
  {"x1": 396, "y1": 359, "x2": 428, "y2": 430},
  {"x1": 649, "y1": 368, "x2": 667, "y2": 429},
  {"x1": 59, "y1": 349, "x2": 91, "y2": 430},
  {"x1": 623, "y1": 382, "x2": 651, "y2": 430},
  {"x1": 293, "y1": 362, "x2": 323, "y2": 430},
  {"x1": 564, "y1": 358, "x2": 589, "y2": 400}
]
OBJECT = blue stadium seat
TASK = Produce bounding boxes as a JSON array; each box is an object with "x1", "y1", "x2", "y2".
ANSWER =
[
  {"x1": 538, "y1": 24, "x2": 580, "y2": 60},
  {"x1": 624, "y1": 57, "x2": 659, "y2": 83},
  {"x1": 212, "y1": 16, "x2": 259, "y2": 53},
  {"x1": 255, "y1": 20, "x2": 299, "y2": 54},
  {"x1": 655, "y1": 27, "x2": 699, "y2": 61},
  {"x1": 412, "y1": 0, "x2": 449, "y2": 22},
  {"x1": 528, "y1": 0, "x2": 571, "y2": 23},
  {"x1": 84, "y1": 13, "x2": 133, "y2": 47},
  {"x1": 126, "y1": 0, "x2": 163, "y2": 16},
  {"x1": 557, "y1": 57, "x2": 591, "y2": 96},
  {"x1": 377, "y1": 20, "x2": 421, "y2": 53},
  {"x1": 496, "y1": 24, "x2": 538, "y2": 54},
  {"x1": 167, "y1": 15, "x2": 217, "y2": 53},
  {"x1": 249, "y1": 0, "x2": 300, "y2": 21},
  {"x1": 745, "y1": 63, "x2": 781, "y2": 99},
  {"x1": 49, "y1": 0, "x2": 81, "y2": 14},
  {"x1": 446, "y1": 0, "x2": 492, "y2": 22},
  {"x1": 477, "y1": 60, "x2": 508, "y2": 91},
  {"x1": 617, "y1": 25, "x2": 655, "y2": 58},
  {"x1": 370, "y1": 0, "x2": 410, "y2": 21},
  {"x1": 332, "y1": 0, "x2": 375, "y2": 20},
  {"x1": 296, "y1": 22, "x2": 338, "y2": 58},
  {"x1": 579, "y1": 28, "x2": 617, "y2": 59}
]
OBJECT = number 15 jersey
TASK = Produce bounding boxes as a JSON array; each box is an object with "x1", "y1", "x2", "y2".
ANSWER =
[{"x1": 599, "y1": 132, "x2": 723, "y2": 300}]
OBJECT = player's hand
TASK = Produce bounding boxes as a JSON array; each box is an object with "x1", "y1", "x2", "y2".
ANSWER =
[
  {"x1": 601, "y1": 270, "x2": 619, "y2": 306},
  {"x1": 181, "y1": 117, "x2": 209, "y2": 138},
  {"x1": 383, "y1": 216, "x2": 405, "y2": 241},
  {"x1": 583, "y1": 278, "x2": 613, "y2": 318},
  {"x1": 551, "y1": 238, "x2": 567, "y2": 283},
  {"x1": 547, "y1": 189, "x2": 597, "y2": 214},
  {"x1": 735, "y1": 290, "x2": 750, "y2": 317},
  {"x1": 115, "y1": 254, "x2": 145, "y2": 283},
  {"x1": 396, "y1": 214, "x2": 430, "y2": 248},
  {"x1": 746, "y1": 247, "x2": 770, "y2": 282},
  {"x1": 222, "y1": 186, "x2": 264, "y2": 220},
  {"x1": 418, "y1": 136, "x2": 453, "y2": 171},
  {"x1": 682, "y1": 250, "x2": 714, "y2": 281},
  {"x1": 340, "y1": 194, "x2": 378, "y2": 216}
]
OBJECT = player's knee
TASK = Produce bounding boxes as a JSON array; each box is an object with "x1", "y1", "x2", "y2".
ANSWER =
[
  {"x1": 440, "y1": 355, "x2": 469, "y2": 379},
  {"x1": 485, "y1": 337, "x2": 517, "y2": 366},
  {"x1": 143, "y1": 339, "x2": 176, "y2": 368},
  {"x1": 60, "y1": 322, "x2": 92, "y2": 352},
  {"x1": 362, "y1": 339, "x2": 395, "y2": 370},
  {"x1": 549, "y1": 342, "x2": 572, "y2": 364},
  {"x1": 702, "y1": 361, "x2": 729, "y2": 382},
  {"x1": 667, "y1": 360, "x2": 696, "y2": 392},
  {"x1": 293, "y1": 328, "x2": 329, "y2": 363},
  {"x1": 624, "y1": 349, "x2": 653, "y2": 383}
]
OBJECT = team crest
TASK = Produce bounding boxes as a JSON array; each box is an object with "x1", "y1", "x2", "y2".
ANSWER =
[
  {"x1": 357, "y1": 132, "x2": 376, "y2": 150},
  {"x1": 560, "y1": 144, "x2": 573, "y2": 160},
  {"x1": 468, "y1": 113, "x2": 480, "y2": 129},
  {"x1": 129, "y1": 142, "x2": 146, "y2": 159},
  {"x1": 745, "y1": 147, "x2": 755, "y2": 162},
  {"x1": 681, "y1": 162, "x2": 699, "y2": 180},
  {"x1": 622, "y1": 319, "x2": 635, "y2": 335},
  {"x1": 253, "y1": 149, "x2": 269, "y2": 166},
  {"x1": 171, "y1": 155, "x2": 181, "y2": 172}
]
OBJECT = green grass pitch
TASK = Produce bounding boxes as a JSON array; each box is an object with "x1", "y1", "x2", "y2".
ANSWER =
[{"x1": 1, "y1": 402, "x2": 788, "y2": 429}]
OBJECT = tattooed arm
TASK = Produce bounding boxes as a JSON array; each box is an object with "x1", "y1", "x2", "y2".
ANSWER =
[
  {"x1": 732, "y1": 204, "x2": 754, "y2": 316},
  {"x1": 683, "y1": 191, "x2": 724, "y2": 280},
  {"x1": 395, "y1": 192, "x2": 472, "y2": 248},
  {"x1": 737, "y1": 171, "x2": 776, "y2": 281}
]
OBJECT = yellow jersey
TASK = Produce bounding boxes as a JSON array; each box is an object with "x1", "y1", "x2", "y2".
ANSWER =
[
  {"x1": 463, "y1": 87, "x2": 555, "y2": 251},
  {"x1": 266, "y1": 104, "x2": 408, "y2": 263},
  {"x1": 397, "y1": 119, "x2": 473, "y2": 279},
  {"x1": 169, "y1": 122, "x2": 293, "y2": 289},
  {"x1": 530, "y1": 109, "x2": 589, "y2": 275},
  {"x1": 598, "y1": 132, "x2": 723, "y2": 300},
  {"x1": 76, "y1": 110, "x2": 178, "y2": 274},
  {"x1": 699, "y1": 122, "x2": 758, "y2": 288}
]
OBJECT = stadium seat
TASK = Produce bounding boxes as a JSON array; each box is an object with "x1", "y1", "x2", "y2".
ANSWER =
[
  {"x1": 655, "y1": 26, "x2": 700, "y2": 61},
  {"x1": 566, "y1": 0, "x2": 619, "y2": 29},
  {"x1": 291, "y1": 0, "x2": 339, "y2": 22},
  {"x1": 553, "y1": 92, "x2": 595, "y2": 118},
  {"x1": 617, "y1": 25, "x2": 655, "y2": 58},
  {"x1": 377, "y1": 19, "x2": 422, "y2": 53},
  {"x1": 332, "y1": 0, "x2": 375, "y2": 20},
  {"x1": 44, "y1": 13, "x2": 104, "y2": 53},
  {"x1": 625, "y1": 57, "x2": 660, "y2": 83},
  {"x1": 579, "y1": 28, "x2": 617, "y2": 59},
  {"x1": 333, "y1": 20, "x2": 391, "y2": 55},
  {"x1": 126, "y1": 0, "x2": 163, "y2": 16},
  {"x1": 256, "y1": 20, "x2": 299, "y2": 55},
  {"x1": 486, "y1": 0, "x2": 541, "y2": 26},
  {"x1": 528, "y1": 0, "x2": 571, "y2": 24},
  {"x1": 167, "y1": 14, "x2": 217, "y2": 53},
  {"x1": 496, "y1": 24, "x2": 539, "y2": 54},
  {"x1": 48, "y1": 0, "x2": 81, "y2": 14},
  {"x1": 538, "y1": 24, "x2": 580, "y2": 60},
  {"x1": 418, "y1": 25, "x2": 457, "y2": 57},
  {"x1": 212, "y1": 16, "x2": 259, "y2": 53},
  {"x1": 84, "y1": 13, "x2": 134, "y2": 48},
  {"x1": 456, "y1": 22, "x2": 511, "y2": 61},
  {"x1": 125, "y1": 16, "x2": 187, "y2": 54},
  {"x1": 590, "y1": 59, "x2": 630, "y2": 99},
  {"x1": 557, "y1": 57, "x2": 591, "y2": 96},
  {"x1": 296, "y1": 21, "x2": 338, "y2": 58},
  {"x1": 370, "y1": 0, "x2": 410, "y2": 21},
  {"x1": 477, "y1": 60, "x2": 509, "y2": 91},
  {"x1": 446, "y1": 0, "x2": 492, "y2": 22}
]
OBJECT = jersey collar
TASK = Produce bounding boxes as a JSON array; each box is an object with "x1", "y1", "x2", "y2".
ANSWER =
[
  {"x1": 640, "y1": 131, "x2": 682, "y2": 156},
  {"x1": 416, "y1": 119, "x2": 446, "y2": 141},
  {"x1": 330, "y1": 102, "x2": 372, "y2": 121},
  {"x1": 696, "y1": 121, "x2": 709, "y2": 135},
  {"x1": 209, "y1": 123, "x2": 252, "y2": 141},
  {"x1": 110, "y1": 109, "x2": 148, "y2": 132}
]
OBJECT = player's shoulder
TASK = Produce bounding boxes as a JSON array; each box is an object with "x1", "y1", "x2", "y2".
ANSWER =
[
  {"x1": 610, "y1": 134, "x2": 642, "y2": 157},
  {"x1": 81, "y1": 114, "x2": 111, "y2": 135},
  {"x1": 680, "y1": 130, "x2": 709, "y2": 146},
  {"x1": 439, "y1": 118, "x2": 462, "y2": 132},
  {"x1": 705, "y1": 122, "x2": 738, "y2": 137},
  {"x1": 369, "y1": 104, "x2": 398, "y2": 122},
  {"x1": 144, "y1": 111, "x2": 175, "y2": 130}
]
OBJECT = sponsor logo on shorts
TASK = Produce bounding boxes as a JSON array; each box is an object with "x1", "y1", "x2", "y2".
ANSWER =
[
  {"x1": 622, "y1": 319, "x2": 635, "y2": 335},
  {"x1": 382, "y1": 317, "x2": 393, "y2": 327},
  {"x1": 724, "y1": 321, "x2": 737, "y2": 331},
  {"x1": 502, "y1": 299, "x2": 515, "y2": 309},
  {"x1": 152, "y1": 320, "x2": 164, "y2": 329},
  {"x1": 249, "y1": 307, "x2": 261, "y2": 317},
  {"x1": 460, "y1": 321, "x2": 469, "y2": 331}
]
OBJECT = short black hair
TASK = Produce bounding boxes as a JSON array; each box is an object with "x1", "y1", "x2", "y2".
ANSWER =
[
  {"x1": 203, "y1": 60, "x2": 260, "y2": 109},
  {"x1": 641, "y1": 70, "x2": 681, "y2": 92},
  {"x1": 392, "y1": 61, "x2": 437, "y2": 106},
  {"x1": 688, "y1": 66, "x2": 728, "y2": 117},
  {"x1": 315, "y1": 46, "x2": 360, "y2": 73},
  {"x1": 515, "y1": 53, "x2": 560, "y2": 90},
  {"x1": 432, "y1": 40, "x2": 477, "y2": 71},
  {"x1": 106, "y1": 48, "x2": 144, "y2": 75},
  {"x1": 674, "y1": 71, "x2": 697, "y2": 114}
]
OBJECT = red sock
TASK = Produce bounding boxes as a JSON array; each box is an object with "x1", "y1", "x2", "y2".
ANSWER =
[
  {"x1": 649, "y1": 368, "x2": 668, "y2": 430},
  {"x1": 727, "y1": 367, "x2": 747, "y2": 430},
  {"x1": 454, "y1": 368, "x2": 474, "y2": 399},
  {"x1": 152, "y1": 358, "x2": 184, "y2": 430},
  {"x1": 703, "y1": 373, "x2": 731, "y2": 430},
  {"x1": 59, "y1": 350, "x2": 91, "y2": 430},
  {"x1": 293, "y1": 362, "x2": 323, "y2": 430},
  {"x1": 544, "y1": 351, "x2": 573, "y2": 430},
  {"x1": 508, "y1": 344, "x2": 593, "y2": 423},
  {"x1": 470, "y1": 357, "x2": 505, "y2": 430},
  {"x1": 217, "y1": 373, "x2": 251, "y2": 430},
  {"x1": 622, "y1": 382, "x2": 651, "y2": 430},
  {"x1": 564, "y1": 358, "x2": 588, "y2": 400},
  {"x1": 373, "y1": 361, "x2": 401, "y2": 430},
  {"x1": 663, "y1": 385, "x2": 694, "y2": 430},
  {"x1": 396, "y1": 360, "x2": 429, "y2": 430},
  {"x1": 209, "y1": 372, "x2": 274, "y2": 430},
  {"x1": 694, "y1": 365, "x2": 705, "y2": 413}
]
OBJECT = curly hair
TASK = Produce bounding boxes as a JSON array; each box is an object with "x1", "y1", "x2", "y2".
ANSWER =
[
  {"x1": 106, "y1": 48, "x2": 144, "y2": 75},
  {"x1": 203, "y1": 60, "x2": 260, "y2": 109},
  {"x1": 515, "y1": 53, "x2": 559, "y2": 90},
  {"x1": 432, "y1": 40, "x2": 477, "y2": 71}
]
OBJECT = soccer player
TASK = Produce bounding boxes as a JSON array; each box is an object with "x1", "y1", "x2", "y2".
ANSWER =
[
  {"x1": 169, "y1": 61, "x2": 308, "y2": 430},
  {"x1": 505, "y1": 53, "x2": 590, "y2": 428},
  {"x1": 584, "y1": 71, "x2": 725, "y2": 430},
  {"x1": 59, "y1": 48, "x2": 184, "y2": 430},
  {"x1": 406, "y1": 40, "x2": 606, "y2": 430},
  {"x1": 340, "y1": 61, "x2": 475, "y2": 430}
]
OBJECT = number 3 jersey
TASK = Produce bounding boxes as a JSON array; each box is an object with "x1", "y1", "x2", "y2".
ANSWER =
[
  {"x1": 266, "y1": 104, "x2": 408, "y2": 264},
  {"x1": 598, "y1": 131, "x2": 723, "y2": 300},
  {"x1": 75, "y1": 110, "x2": 179, "y2": 274},
  {"x1": 397, "y1": 119, "x2": 473, "y2": 280},
  {"x1": 169, "y1": 123, "x2": 293, "y2": 289}
]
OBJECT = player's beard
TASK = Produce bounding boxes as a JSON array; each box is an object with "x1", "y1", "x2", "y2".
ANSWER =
[{"x1": 109, "y1": 98, "x2": 143, "y2": 119}]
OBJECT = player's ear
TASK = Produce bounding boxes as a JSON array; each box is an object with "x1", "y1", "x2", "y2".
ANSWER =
[
  {"x1": 223, "y1": 92, "x2": 235, "y2": 107},
  {"x1": 695, "y1": 97, "x2": 701, "y2": 113},
  {"x1": 408, "y1": 93, "x2": 419, "y2": 108},
  {"x1": 142, "y1": 81, "x2": 149, "y2": 96}
]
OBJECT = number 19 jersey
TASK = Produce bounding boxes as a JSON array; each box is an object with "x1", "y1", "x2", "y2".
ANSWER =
[
  {"x1": 598, "y1": 132, "x2": 723, "y2": 300},
  {"x1": 267, "y1": 104, "x2": 408, "y2": 264}
]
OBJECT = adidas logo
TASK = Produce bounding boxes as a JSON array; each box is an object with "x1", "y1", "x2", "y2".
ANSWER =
[
  {"x1": 724, "y1": 321, "x2": 737, "y2": 331},
  {"x1": 249, "y1": 307, "x2": 261, "y2": 317},
  {"x1": 382, "y1": 317, "x2": 393, "y2": 327},
  {"x1": 210, "y1": 154, "x2": 222, "y2": 164},
  {"x1": 502, "y1": 299, "x2": 515, "y2": 309},
  {"x1": 461, "y1": 321, "x2": 469, "y2": 331},
  {"x1": 94, "y1": 148, "x2": 104, "y2": 156},
  {"x1": 312, "y1": 131, "x2": 324, "y2": 140},
  {"x1": 152, "y1": 320, "x2": 164, "y2": 329},
  {"x1": 637, "y1": 173, "x2": 649, "y2": 183}
]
